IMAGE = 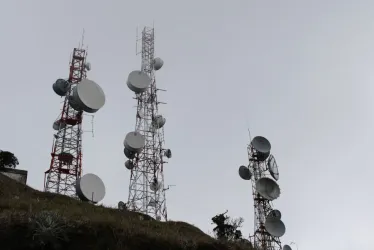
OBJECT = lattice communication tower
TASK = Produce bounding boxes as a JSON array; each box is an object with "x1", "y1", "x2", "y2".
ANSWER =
[
  {"x1": 123, "y1": 26, "x2": 171, "y2": 221},
  {"x1": 238, "y1": 136, "x2": 291, "y2": 250},
  {"x1": 45, "y1": 42, "x2": 106, "y2": 197}
]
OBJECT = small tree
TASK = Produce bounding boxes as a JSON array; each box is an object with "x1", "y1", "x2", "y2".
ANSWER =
[
  {"x1": 0, "y1": 150, "x2": 19, "y2": 169},
  {"x1": 211, "y1": 210, "x2": 244, "y2": 241}
]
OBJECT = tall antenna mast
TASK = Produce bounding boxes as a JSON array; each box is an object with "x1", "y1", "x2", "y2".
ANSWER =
[
  {"x1": 238, "y1": 135, "x2": 289, "y2": 250},
  {"x1": 44, "y1": 37, "x2": 106, "y2": 197},
  {"x1": 123, "y1": 26, "x2": 171, "y2": 221}
]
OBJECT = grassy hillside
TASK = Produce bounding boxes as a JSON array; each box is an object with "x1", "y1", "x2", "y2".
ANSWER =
[{"x1": 0, "y1": 173, "x2": 253, "y2": 250}]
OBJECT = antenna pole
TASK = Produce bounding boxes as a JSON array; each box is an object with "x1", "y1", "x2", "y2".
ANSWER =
[
  {"x1": 44, "y1": 46, "x2": 88, "y2": 197},
  {"x1": 125, "y1": 26, "x2": 170, "y2": 221}
]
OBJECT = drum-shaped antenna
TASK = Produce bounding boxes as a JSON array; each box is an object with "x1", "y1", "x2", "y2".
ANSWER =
[
  {"x1": 75, "y1": 173, "x2": 106, "y2": 203},
  {"x1": 153, "y1": 57, "x2": 164, "y2": 70},
  {"x1": 53, "y1": 120, "x2": 66, "y2": 131},
  {"x1": 150, "y1": 179, "x2": 162, "y2": 192},
  {"x1": 283, "y1": 245, "x2": 292, "y2": 250},
  {"x1": 124, "y1": 147, "x2": 136, "y2": 159},
  {"x1": 127, "y1": 70, "x2": 151, "y2": 94},
  {"x1": 70, "y1": 79, "x2": 106, "y2": 113},
  {"x1": 164, "y1": 149, "x2": 172, "y2": 158},
  {"x1": 267, "y1": 209, "x2": 282, "y2": 220},
  {"x1": 251, "y1": 136, "x2": 271, "y2": 161},
  {"x1": 152, "y1": 115, "x2": 166, "y2": 129},
  {"x1": 85, "y1": 62, "x2": 91, "y2": 71},
  {"x1": 268, "y1": 155, "x2": 279, "y2": 180},
  {"x1": 255, "y1": 177, "x2": 280, "y2": 200},
  {"x1": 265, "y1": 217, "x2": 286, "y2": 237},
  {"x1": 53, "y1": 79, "x2": 70, "y2": 96},
  {"x1": 238, "y1": 165, "x2": 252, "y2": 180},
  {"x1": 118, "y1": 201, "x2": 126, "y2": 210},
  {"x1": 125, "y1": 160, "x2": 134, "y2": 170},
  {"x1": 124, "y1": 132, "x2": 145, "y2": 153}
]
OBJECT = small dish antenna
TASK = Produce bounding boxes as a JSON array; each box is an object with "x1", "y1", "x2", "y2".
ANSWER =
[
  {"x1": 251, "y1": 136, "x2": 271, "y2": 161},
  {"x1": 164, "y1": 149, "x2": 172, "y2": 158},
  {"x1": 53, "y1": 79, "x2": 70, "y2": 96},
  {"x1": 153, "y1": 57, "x2": 164, "y2": 70},
  {"x1": 152, "y1": 115, "x2": 166, "y2": 129},
  {"x1": 125, "y1": 160, "x2": 134, "y2": 170},
  {"x1": 267, "y1": 155, "x2": 279, "y2": 180},
  {"x1": 150, "y1": 178, "x2": 162, "y2": 192},
  {"x1": 85, "y1": 62, "x2": 91, "y2": 71},
  {"x1": 127, "y1": 70, "x2": 151, "y2": 93},
  {"x1": 267, "y1": 209, "x2": 282, "y2": 220},
  {"x1": 255, "y1": 177, "x2": 280, "y2": 200},
  {"x1": 118, "y1": 201, "x2": 126, "y2": 211},
  {"x1": 124, "y1": 148, "x2": 136, "y2": 159},
  {"x1": 69, "y1": 79, "x2": 106, "y2": 113},
  {"x1": 53, "y1": 120, "x2": 66, "y2": 131},
  {"x1": 264, "y1": 217, "x2": 286, "y2": 237},
  {"x1": 283, "y1": 245, "x2": 292, "y2": 250},
  {"x1": 238, "y1": 165, "x2": 252, "y2": 180},
  {"x1": 75, "y1": 173, "x2": 106, "y2": 204},
  {"x1": 124, "y1": 131, "x2": 145, "y2": 153}
]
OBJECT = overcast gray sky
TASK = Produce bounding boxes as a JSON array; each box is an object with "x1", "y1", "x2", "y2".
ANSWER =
[{"x1": 1, "y1": 0, "x2": 373, "y2": 249}]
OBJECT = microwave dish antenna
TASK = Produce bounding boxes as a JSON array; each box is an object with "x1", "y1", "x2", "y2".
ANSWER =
[
  {"x1": 75, "y1": 173, "x2": 106, "y2": 203},
  {"x1": 268, "y1": 154, "x2": 279, "y2": 180}
]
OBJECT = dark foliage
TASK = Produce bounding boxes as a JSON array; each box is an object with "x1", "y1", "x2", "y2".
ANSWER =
[
  {"x1": 0, "y1": 150, "x2": 19, "y2": 169},
  {"x1": 211, "y1": 210, "x2": 244, "y2": 241}
]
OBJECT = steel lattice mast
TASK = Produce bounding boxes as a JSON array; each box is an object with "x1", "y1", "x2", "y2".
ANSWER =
[
  {"x1": 238, "y1": 135, "x2": 287, "y2": 250},
  {"x1": 44, "y1": 47, "x2": 88, "y2": 197},
  {"x1": 125, "y1": 26, "x2": 169, "y2": 221},
  {"x1": 247, "y1": 146, "x2": 282, "y2": 250}
]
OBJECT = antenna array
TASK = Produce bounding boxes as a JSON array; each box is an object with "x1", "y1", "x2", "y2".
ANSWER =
[
  {"x1": 44, "y1": 39, "x2": 106, "y2": 197},
  {"x1": 239, "y1": 136, "x2": 290, "y2": 250},
  {"x1": 123, "y1": 26, "x2": 171, "y2": 221}
]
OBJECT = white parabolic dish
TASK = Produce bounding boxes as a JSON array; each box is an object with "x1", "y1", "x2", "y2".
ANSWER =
[
  {"x1": 255, "y1": 177, "x2": 280, "y2": 201},
  {"x1": 71, "y1": 79, "x2": 106, "y2": 113},
  {"x1": 76, "y1": 173, "x2": 106, "y2": 203},
  {"x1": 124, "y1": 131, "x2": 145, "y2": 153},
  {"x1": 283, "y1": 245, "x2": 292, "y2": 250},
  {"x1": 251, "y1": 136, "x2": 271, "y2": 154},
  {"x1": 127, "y1": 70, "x2": 151, "y2": 94},
  {"x1": 265, "y1": 217, "x2": 286, "y2": 237}
]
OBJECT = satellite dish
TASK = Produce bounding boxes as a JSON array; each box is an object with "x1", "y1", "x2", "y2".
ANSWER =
[
  {"x1": 255, "y1": 177, "x2": 280, "y2": 200},
  {"x1": 152, "y1": 115, "x2": 166, "y2": 129},
  {"x1": 164, "y1": 149, "x2": 172, "y2": 158},
  {"x1": 124, "y1": 147, "x2": 136, "y2": 159},
  {"x1": 118, "y1": 201, "x2": 126, "y2": 210},
  {"x1": 251, "y1": 136, "x2": 271, "y2": 161},
  {"x1": 265, "y1": 217, "x2": 286, "y2": 237},
  {"x1": 75, "y1": 173, "x2": 106, "y2": 203},
  {"x1": 283, "y1": 245, "x2": 292, "y2": 250},
  {"x1": 53, "y1": 120, "x2": 66, "y2": 130},
  {"x1": 85, "y1": 62, "x2": 91, "y2": 71},
  {"x1": 268, "y1": 155, "x2": 279, "y2": 180},
  {"x1": 127, "y1": 70, "x2": 151, "y2": 94},
  {"x1": 70, "y1": 79, "x2": 106, "y2": 113},
  {"x1": 124, "y1": 132, "x2": 145, "y2": 153},
  {"x1": 125, "y1": 160, "x2": 134, "y2": 170},
  {"x1": 238, "y1": 165, "x2": 252, "y2": 180},
  {"x1": 267, "y1": 209, "x2": 282, "y2": 220},
  {"x1": 53, "y1": 79, "x2": 70, "y2": 96},
  {"x1": 150, "y1": 179, "x2": 162, "y2": 191},
  {"x1": 153, "y1": 57, "x2": 164, "y2": 70}
]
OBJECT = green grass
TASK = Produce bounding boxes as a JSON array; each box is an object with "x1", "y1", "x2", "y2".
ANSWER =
[{"x1": 0, "y1": 173, "x2": 253, "y2": 250}]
